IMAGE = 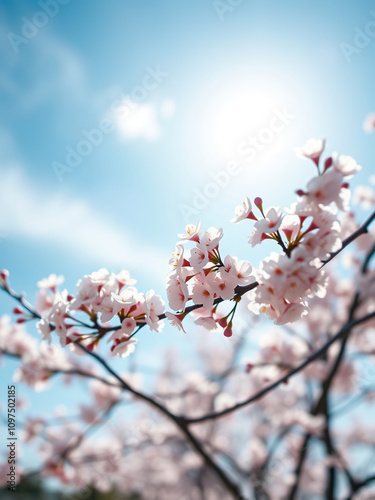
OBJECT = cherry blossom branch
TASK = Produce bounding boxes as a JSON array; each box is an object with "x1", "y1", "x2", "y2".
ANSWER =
[
  {"x1": 0, "y1": 348, "x2": 243, "y2": 497},
  {"x1": 1, "y1": 209, "x2": 373, "y2": 340},
  {"x1": 60, "y1": 401, "x2": 118, "y2": 461},
  {"x1": 0, "y1": 210, "x2": 373, "y2": 497},
  {"x1": 288, "y1": 235, "x2": 375, "y2": 499},
  {"x1": 75, "y1": 342, "x2": 243, "y2": 499},
  {"x1": 183, "y1": 310, "x2": 375, "y2": 424},
  {"x1": 322, "y1": 209, "x2": 375, "y2": 266}
]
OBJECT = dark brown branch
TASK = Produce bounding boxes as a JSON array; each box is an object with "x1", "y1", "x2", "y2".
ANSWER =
[
  {"x1": 322, "y1": 209, "x2": 375, "y2": 267},
  {"x1": 183, "y1": 310, "x2": 375, "y2": 424},
  {"x1": 76, "y1": 342, "x2": 244, "y2": 499}
]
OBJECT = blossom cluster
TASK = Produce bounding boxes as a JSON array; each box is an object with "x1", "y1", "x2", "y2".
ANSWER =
[
  {"x1": 166, "y1": 224, "x2": 255, "y2": 336},
  {"x1": 0, "y1": 138, "x2": 364, "y2": 355},
  {"x1": 232, "y1": 138, "x2": 361, "y2": 324},
  {"x1": 34, "y1": 269, "x2": 165, "y2": 357},
  {"x1": 0, "y1": 315, "x2": 73, "y2": 390}
]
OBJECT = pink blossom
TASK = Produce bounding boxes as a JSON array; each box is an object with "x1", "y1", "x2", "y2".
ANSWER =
[
  {"x1": 295, "y1": 137, "x2": 325, "y2": 163},
  {"x1": 166, "y1": 276, "x2": 189, "y2": 312},
  {"x1": 116, "y1": 270, "x2": 137, "y2": 288},
  {"x1": 143, "y1": 290, "x2": 165, "y2": 332},
  {"x1": 230, "y1": 197, "x2": 254, "y2": 223},
  {"x1": 200, "y1": 226, "x2": 223, "y2": 251},
  {"x1": 353, "y1": 185, "x2": 375, "y2": 211},
  {"x1": 189, "y1": 245, "x2": 208, "y2": 270},
  {"x1": 363, "y1": 112, "x2": 375, "y2": 133},
  {"x1": 169, "y1": 244, "x2": 185, "y2": 273},
  {"x1": 192, "y1": 281, "x2": 214, "y2": 310},
  {"x1": 178, "y1": 222, "x2": 201, "y2": 242},
  {"x1": 120, "y1": 316, "x2": 137, "y2": 335},
  {"x1": 110, "y1": 335, "x2": 138, "y2": 357},
  {"x1": 304, "y1": 169, "x2": 349, "y2": 210},
  {"x1": 248, "y1": 206, "x2": 283, "y2": 247},
  {"x1": 222, "y1": 255, "x2": 255, "y2": 287},
  {"x1": 37, "y1": 274, "x2": 64, "y2": 291},
  {"x1": 165, "y1": 312, "x2": 186, "y2": 333},
  {"x1": 332, "y1": 152, "x2": 361, "y2": 176}
]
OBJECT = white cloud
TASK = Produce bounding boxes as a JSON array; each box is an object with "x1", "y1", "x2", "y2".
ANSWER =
[
  {"x1": 113, "y1": 99, "x2": 175, "y2": 142},
  {"x1": 0, "y1": 167, "x2": 168, "y2": 282},
  {"x1": 115, "y1": 103, "x2": 162, "y2": 141}
]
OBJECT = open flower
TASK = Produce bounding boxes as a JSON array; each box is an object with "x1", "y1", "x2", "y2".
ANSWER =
[
  {"x1": 248, "y1": 207, "x2": 283, "y2": 247},
  {"x1": 200, "y1": 227, "x2": 223, "y2": 251},
  {"x1": 192, "y1": 281, "x2": 214, "y2": 310},
  {"x1": 231, "y1": 197, "x2": 254, "y2": 223},
  {"x1": 178, "y1": 222, "x2": 201, "y2": 242},
  {"x1": 110, "y1": 335, "x2": 138, "y2": 357},
  {"x1": 165, "y1": 312, "x2": 186, "y2": 333},
  {"x1": 37, "y1": 274, "x2": 64, "y2": 291},
  {"x1": 332, "y1": 153, "x2": 361, "y2": 176},
  {"x1": 295, "y1": 138, "x2": 325, "y2": 163}
]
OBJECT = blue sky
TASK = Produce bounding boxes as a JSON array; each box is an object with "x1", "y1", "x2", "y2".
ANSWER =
[{"x1": 0, "y1": 0, "x2": 375, "y2": 474}]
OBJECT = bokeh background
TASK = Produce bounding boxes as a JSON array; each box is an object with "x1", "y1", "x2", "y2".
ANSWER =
[{"x1": 0, "y1": 0, "x2": 374, "y2": 489}]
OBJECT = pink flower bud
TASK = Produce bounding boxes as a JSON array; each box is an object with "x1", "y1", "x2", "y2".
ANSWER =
[
  {"x1": 254, "y1": 197, "x2": 263, "y2": 210},
  {"x1": 217, "y1": 317, "x2": 227, "y2": 328},
  {"x1": 0, "y1": 269, "x2": 9, "y2": 281},
  {"x1": 13, "y1": 307, "x2": 23, "y2": 315},
  {"x1": 223, "y1": 326, "x2": 232, "y2": 337},
  {"x1": 324, "y1": 157, "x2": 333, "y2": 171}
]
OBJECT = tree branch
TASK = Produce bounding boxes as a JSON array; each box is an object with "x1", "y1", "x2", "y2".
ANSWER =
[{"x1": 183, "y1": 310, "x2": 375, "y2": 424}]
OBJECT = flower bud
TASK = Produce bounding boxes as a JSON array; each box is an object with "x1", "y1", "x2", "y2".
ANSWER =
[
  {"x1": 217, "y1": 317, "x2": 227, "y2": 328},
  {"x1": 254, "y1": 197, "x2": 263, "y2": 211},
  {"x1": 223, "y1": 327, "x2": 232, "y2": 337},
  {"x1": 324, "y1": 157, "x2": 333, "y2": 171}
]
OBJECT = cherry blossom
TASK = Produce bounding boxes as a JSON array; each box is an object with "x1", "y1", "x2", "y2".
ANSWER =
[
  {"x1": 110, "y1": 335, "x2": 138, "y2": 357},
  {"x1": 230, "y1": 196, "x2": 255, "y2": 223},
  {"x1": 332, "y1": 152, "x2": 361, "y2": 176},
  {"x1": 192, "y1": 280, "x2": 215, "y2": 310},
  {"x1": 143, "y1": 289, "x2": 165, "y2": 332},
  {"x1": 295, "y1": 137, "x2": 326, "y2": 164},
  {"x1": 165, "y1": 312, "x2": 186, "y2": 332},
  {"x1": 363, "y1": 112, "x2": 375, "y2": 133},
  {"x1": 248, "y1": 206, "x2": 283, "y2": 247},
  {"x1": 37, "y1": 274, "x2": 64, "y2": 291},
  {"x1": 178, "y1": 222, "x2": 201, "y2": 242}
]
